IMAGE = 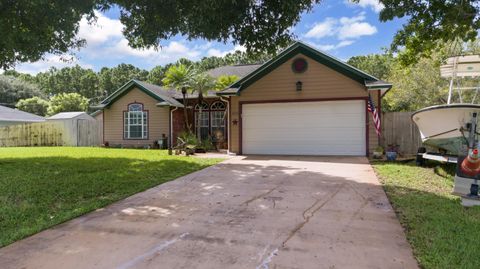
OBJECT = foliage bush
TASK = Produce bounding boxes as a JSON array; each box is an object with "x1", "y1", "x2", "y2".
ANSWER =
[
  {"x1": 199, "y1": 139, "x2": 215, "y2": 151},
  {"x1": 214, "y1": 75, "x2": 239, "y2": 91},
  {"x1": 177, "y1": 131, "x2": 198, "y2": 148},
  {"x1": 16, "y1": 97, "x2": 50, "y2": 116},
  {"x1": 47, "y1": 93, "x2": 89, "y2": 116}
]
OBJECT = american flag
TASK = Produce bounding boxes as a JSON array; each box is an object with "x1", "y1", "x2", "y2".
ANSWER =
[{"x1": 368, "y1": 94, "x2": 381, "y2": 137}]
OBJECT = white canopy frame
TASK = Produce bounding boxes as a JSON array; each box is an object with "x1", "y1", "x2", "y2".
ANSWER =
[{"x1": 441, "y1": 55, "x2": 480, "y2": 104}]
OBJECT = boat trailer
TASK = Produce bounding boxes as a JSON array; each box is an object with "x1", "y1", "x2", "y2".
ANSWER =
[{"x1": 452, "y1": 112, "x2": 480, "y2": 206}]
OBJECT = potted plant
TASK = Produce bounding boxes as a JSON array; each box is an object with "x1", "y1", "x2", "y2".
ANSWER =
[
  {"x1": 386, "y1": 144, "x2": 399, "y2": 161},
  {"x1": 373, "y1": 146, "x2": 384, "y2": 159}
]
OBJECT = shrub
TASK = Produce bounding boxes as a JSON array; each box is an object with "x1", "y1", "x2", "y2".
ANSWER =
[
  {"x1": 16, "y1": 97, "x2": 50, "y2": 116},
  {"x1": 47, "y1": 93, "x2": 89, "y2": 116}
]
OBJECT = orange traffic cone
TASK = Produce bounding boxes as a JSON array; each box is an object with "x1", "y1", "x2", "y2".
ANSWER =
[{"x1": 461, "y1": 148, "x2": 480, "y2": 177}]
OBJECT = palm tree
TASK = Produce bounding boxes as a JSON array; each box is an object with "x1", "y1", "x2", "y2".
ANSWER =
[
  {"x1": 162, "y1": 64, "x2": 194, "y2": 133},
  {"x1": 189, "y1": 73, "x2": 215, "y2": 141},
  {"x1": 214, "y1": 75, "x2": 239, "y2": 91}
]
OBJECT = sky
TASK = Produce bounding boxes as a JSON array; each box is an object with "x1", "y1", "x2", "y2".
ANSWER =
[{"x1": 14, "y1": 0, "x2": 405, "y2": 74}]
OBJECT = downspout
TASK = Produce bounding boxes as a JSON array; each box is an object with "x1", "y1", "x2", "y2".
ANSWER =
[
  {"x1": 219, "y1": 96, "x2": 231, "y2": 155},
  {"x1": 170, "y1": 106, "x2": 179, "y2": 148}
]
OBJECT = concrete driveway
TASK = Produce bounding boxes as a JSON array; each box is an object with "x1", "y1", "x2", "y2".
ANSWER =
[{"x1": 0, "y1": 156, "x2": 418, "y2": 269}]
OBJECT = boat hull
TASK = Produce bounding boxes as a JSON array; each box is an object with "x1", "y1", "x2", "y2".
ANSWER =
[{"x1": 412, "y1": 104, "x2": 480, "y2": 154}]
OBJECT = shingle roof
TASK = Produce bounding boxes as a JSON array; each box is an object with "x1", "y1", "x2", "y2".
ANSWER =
[
  {"x1": 99, "y1": 80, "x2": 184, "y2": 107},
  {"x1": 207, "y1": 64, "x2": 262, "y2": 78},
  {"x1": 94, "y1": 64, "x2": 263, "y2": 107},
  {"x1": 158, "y1": 65, "x2": 262, "y2": 100},
  {"x1": 0, "y1": 105, "x2": 45, "y2": 122},
  {"x1": 133, "y1": 80, "x2": 184, "y2": 106}
]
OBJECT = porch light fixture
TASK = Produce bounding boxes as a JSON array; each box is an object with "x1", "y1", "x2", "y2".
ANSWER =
[{"x1": 296, "y1": 81, "x2": 303, "y2": 91}]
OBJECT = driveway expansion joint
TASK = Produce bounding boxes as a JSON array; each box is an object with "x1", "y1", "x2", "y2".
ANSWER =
[{"x1": 282, "y1": 183, "x2": 345, "y2": 248}]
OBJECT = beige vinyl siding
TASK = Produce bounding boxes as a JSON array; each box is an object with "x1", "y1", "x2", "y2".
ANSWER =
[
  {"x1": 229, "y1": 53, "x2": 379, "y2": 154},
  {"x1": 94, "y1": 112, "x2": 103, "y2": 144},
  {"x1": 103, "y1": 87, "x2": 169, "y2": 147}
]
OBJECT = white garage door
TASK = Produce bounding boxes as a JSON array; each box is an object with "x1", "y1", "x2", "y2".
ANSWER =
[{"x1": 242, "y1": 100, "x2": 366, "y2": 155}]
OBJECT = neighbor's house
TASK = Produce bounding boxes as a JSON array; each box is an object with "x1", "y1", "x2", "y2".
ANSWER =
[
  {"x1": 0, "y1": 105, "x2": 45, "y2": 126},
  {"x1": 94, "y1": 41, "x2": 391, "y2": 156}
]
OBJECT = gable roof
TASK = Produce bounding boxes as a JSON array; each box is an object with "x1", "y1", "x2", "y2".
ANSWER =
[
  {"x1": 0, "y1": 105, "x2": 45, "y2": 123},
  {"x1": 47, "y1": 112, "x2": 93, "y2": 120},
  {"x1": 97, "y1": 79, "x2": 184, "y2": 108},
  {"x1": 217, "y1": 41, "x2": 392, "y2": 96}
]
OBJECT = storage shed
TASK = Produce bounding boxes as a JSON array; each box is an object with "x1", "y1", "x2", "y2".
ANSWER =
[{"x1": 46, "y1": 112, "x2": 100, "y2": 146}]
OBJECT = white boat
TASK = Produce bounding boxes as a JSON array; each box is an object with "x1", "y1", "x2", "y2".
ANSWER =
[
  {"x1": 414, "y1": 54, "x2": 480, "y2": 205},
  {"x1": 412, "y1": 55, "x2": 480, "y2": 158},
  {"x1": 412, "y1": 104, "x2": 480, "y2": 154}
]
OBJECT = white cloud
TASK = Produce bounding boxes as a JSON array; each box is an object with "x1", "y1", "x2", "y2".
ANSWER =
[
  {"x1": 14, "y1": 55, "x2": 93, "y2": 74},
  {"x1": 357, "y1": 0, "x2": 384, "y2": 13},
  {"x1": 344, "y1": 0, "x2": 384, "y2": 13},
  {"x1": 207, "y1": 48, "x2": 225, "y2": 57},
  {"x1": 305, "y1": 18, "x2": 337, "y2": 39},
  {"x1": 207, "y1": 45, "x2": 246, "y2": 57},
  {"x1": 77, "y1": 11, "x2": 123, "y2": 46},
  {"x1": 316, "y1": 44, "x2": 336, "y2": 51},
  {"x1": 303, "y1": 12, "x2": 377, "y2": 46},
  {"x1": 338, "y1": 21, "x2": 377, "y2": 40},
  {"x1": 339, "y1": 13, "x2": 366, "y2": 25},
  {"x1": 308, "y1": 39, "x2": 355, "y2": 51},
  {"x1": 107, "y1": 39, "x2": 202, "y2": 63},
  {"x1": 12, "y1": 11, "x2": 218, "y2": 73},
  {"x1": 337, "y1": 40, "x2": 355, "y2": 48},
  {"x1": 194, "y1": 42, "x2": 214, "y2": 51}
]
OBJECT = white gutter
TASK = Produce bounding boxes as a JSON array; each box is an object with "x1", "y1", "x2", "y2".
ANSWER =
[
  {"x1": 170, "y1": 106, "x2": 179, "y2": 148},
  {"x1": 219, "y1": 96, "x2": 233, "y2": 155}
]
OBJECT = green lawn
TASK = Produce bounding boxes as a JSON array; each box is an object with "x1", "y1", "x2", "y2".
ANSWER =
[
  {"x1": 0, "y1": 147, "x2": 222, "y2": 247},
  {"x1": 373, "y1": 161, "x2": 480, "y2": 269}
]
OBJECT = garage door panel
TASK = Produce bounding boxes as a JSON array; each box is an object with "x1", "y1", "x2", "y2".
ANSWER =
[
  {"x1": 242, "y1": 100, "x2": 366, "y2": 156},
  {"x1": 243, "y1": 117, "x2": 365, "y2": 129},
  {"x1": 243, "y1": 103, "x2": 363, "y2": 115},
  {"x1": 245, "y1": 143, "x2": 365, "y2": 155},
  {"x1": 244, "y1": 127, "x2": 364, "y2": 141}
]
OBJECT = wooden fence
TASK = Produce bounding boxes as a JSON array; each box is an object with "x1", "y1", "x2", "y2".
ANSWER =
[
  {"x1": 0, "y1": 111, "x2": 422, "y2": 153},
  {"x1": 0, "y1": 120, "x2": 101, "y2": 147},
  {"x1": 382, "y1": 112, "x2": 423, "y2": 156}
]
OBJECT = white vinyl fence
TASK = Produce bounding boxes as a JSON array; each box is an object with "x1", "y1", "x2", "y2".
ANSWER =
[{"x1": 0, "y1": 120, "x2": 100, "y2": 147}]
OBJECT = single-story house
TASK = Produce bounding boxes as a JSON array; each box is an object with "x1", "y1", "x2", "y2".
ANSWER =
[
  {"x1": 0, "y1": 105, "x2": 45, "y2": 126},
  {"x1": 94, "y1": 41, "x2": 391, "y2": 156}
]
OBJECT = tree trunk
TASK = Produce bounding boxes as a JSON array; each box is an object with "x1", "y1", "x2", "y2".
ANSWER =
[
  {"x1": 182, "y1": 93, "x2": 191, "y2": 133},
  {"x1": 197, "y1": 93, "x2": 203, "y2": 142}
]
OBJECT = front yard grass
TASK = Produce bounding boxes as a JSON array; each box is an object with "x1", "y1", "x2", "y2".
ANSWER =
[
  {"x1": 373, "y1": 161, "x2": 480, "y2": 269},
  {"x1": 0, "y1": 147, "x2": 222, "y2": 247}
]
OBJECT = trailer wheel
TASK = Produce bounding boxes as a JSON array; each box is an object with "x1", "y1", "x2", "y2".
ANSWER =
[{"x1": 416, "y1": 147, "x2": 427, "y2": 167}]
